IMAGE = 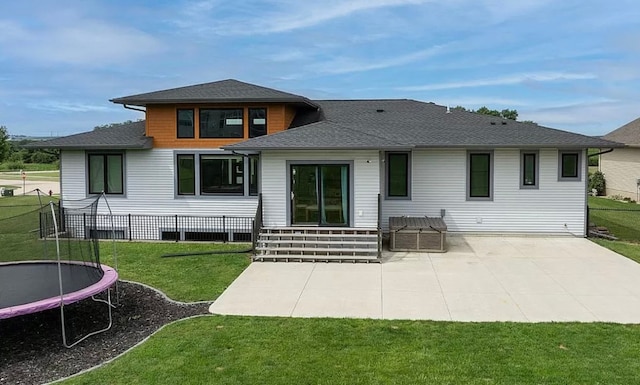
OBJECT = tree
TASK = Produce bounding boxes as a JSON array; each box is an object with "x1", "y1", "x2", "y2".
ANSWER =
[
  {"x1": 476, "y1": 106, "x2": 502, "y2": 117},
  {"x1": 454, "y1": 106, "x2": 528, "y2": 122},
  {"x1": 0, "y1": 126, "x2": 10, "y2": 163}
]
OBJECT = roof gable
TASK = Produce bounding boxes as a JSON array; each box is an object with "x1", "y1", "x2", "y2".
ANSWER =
[
  {"x1": 603, "y1": 117, "x2": 640, "y2": 146},
  {"x1": 110, "y1": 79, "x2": 318, "y2": 108}
]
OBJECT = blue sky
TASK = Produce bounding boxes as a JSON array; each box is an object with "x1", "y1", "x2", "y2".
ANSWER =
[{"x1": 1, "y1": 0, "x2": 639, "y2": 137}]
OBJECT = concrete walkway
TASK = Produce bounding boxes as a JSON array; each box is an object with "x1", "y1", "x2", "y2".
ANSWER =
[{"x1": 209, "y1": 236, "x2": 640, "y2": 323}]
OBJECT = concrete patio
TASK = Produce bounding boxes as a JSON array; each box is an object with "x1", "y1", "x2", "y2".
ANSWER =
[{"x1": 209, "y1": 236, "x2": 640, "y2": 323}]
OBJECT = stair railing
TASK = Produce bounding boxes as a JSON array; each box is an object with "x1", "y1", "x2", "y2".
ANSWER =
[{"x1": 252, "y1": 193, "x2": 263, "y2": 252}]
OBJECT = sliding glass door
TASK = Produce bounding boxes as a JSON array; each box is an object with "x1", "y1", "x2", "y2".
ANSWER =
[{"x1": 291, "y1": 164, "x2": 349, "y2": 226}]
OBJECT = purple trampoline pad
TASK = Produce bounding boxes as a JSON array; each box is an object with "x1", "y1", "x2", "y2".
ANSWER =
[{"x1": 0, "y1": 261, "x2": 117, "y2": 319}]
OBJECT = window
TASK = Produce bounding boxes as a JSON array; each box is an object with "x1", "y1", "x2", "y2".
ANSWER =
[
  {"x1": 467, "y1": 151, "x2": 492, "y2": 200},
  {"x1": 520, "y1": 151, "x2": 539, "y2": 189},
  {"x1": 177, "y1": 154, "x2": 195, "y2": 195},
  {"x1": 386, "y1": 152, "x2": 410, "y2": 198},
  {"x1": 200, "y1": 155, "x2": 244, "y2": 194},
  {"x1": 249, "y1": 155, "x2": 259, "y2": 196},
  {"x1": 177, "y1": 109, "x2": 194, "y2": 138},
  {"x1": 249, "y1": 108, "x2": 267, "y2": 138},
  {"x1": 200, "y1": 109, "x2": 243, "y2": 138},
  {"x1": 88, "y1": 153, "x2": 123, "y2": 194},
  {"x1": 558, "y1": 151, "x2": 581, "y2": 181}
]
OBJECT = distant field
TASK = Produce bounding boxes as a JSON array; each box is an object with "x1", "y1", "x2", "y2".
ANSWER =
[
  {"x1": 0, "y1": 163, "x2": 59, "y2": 172},
  {"x1": 0, "y1": 170, "x2": 59, "y2": 182}
]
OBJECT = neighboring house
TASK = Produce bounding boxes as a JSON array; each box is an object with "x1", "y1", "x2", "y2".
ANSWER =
[
  {"x1": 33, "y1": 79, "x2": 621, "y2": 260},
  {"x1": 600, "y1": 117, "x2": 640, "y2": 200}
]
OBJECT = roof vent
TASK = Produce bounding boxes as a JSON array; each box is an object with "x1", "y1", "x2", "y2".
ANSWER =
[
  {"x1": 446, "y1": 106, "x2": 451, "y2": 114},
  {"x1": 501, "y1": 121, "x2": 507, "y2": 125},
  {"x1": 490, "y1": 121, "x2": 496, "y2": 125},
  {"x1": 376, "y1": 109, "x2": 384, "y2": 113}
]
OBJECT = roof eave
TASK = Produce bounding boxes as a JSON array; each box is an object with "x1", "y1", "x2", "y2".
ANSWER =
[{"x1": 110, "y1": 97, "x2": 319, "y2": 109}]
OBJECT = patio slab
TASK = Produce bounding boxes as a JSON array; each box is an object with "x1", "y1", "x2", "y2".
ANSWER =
[{"x1": 209, "y1": 236, "x2": 640, "y2": 323}]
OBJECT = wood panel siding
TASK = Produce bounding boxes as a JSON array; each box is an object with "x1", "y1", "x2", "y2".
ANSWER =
[{"x1": 147, "y1": 103, "x2": 295, "y2": 149}]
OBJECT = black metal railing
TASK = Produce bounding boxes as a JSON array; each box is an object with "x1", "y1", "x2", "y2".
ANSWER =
[
  {"x1": 59, "y1": 210, "x2": 254, "y2": 243},
  {"x1": 377, "y1": 193, "x2": 382, "y2": 259},
  {"x1": 252, "y1": 193, "x2": 263, "y2": 251}
]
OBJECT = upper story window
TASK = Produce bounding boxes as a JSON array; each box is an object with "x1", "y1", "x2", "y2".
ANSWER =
[
  {"x1": 88, "y1": 153, "x2": 124, "y2": 195},
  {"x1": 467, "y1": 151, "x2": 493, "y2": 200},
  {"x1": 177, "y1": 109, "x2": 194, "y2": 138},
  {"x1": 558, "y1": 150, "x2": 581, "y2": 181},
  {"x1": 200, "y1": 109, "x2": 243, "y2": 138},
  {"x1": 249, "y1": 108, "x2": 267, "y2": 138},
  {"x1": 386, "y1": 152, "x2": 410, "y2": 199}
]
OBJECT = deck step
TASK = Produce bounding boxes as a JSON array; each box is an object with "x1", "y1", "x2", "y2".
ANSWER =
[
  {"x1": 253, "y1": 255, "x2": 380, "y2": 263},
  {"x1": 258, "y1": 239, "x2": 377, "y2": 246},
  {"x1": 256, "y1": 247, "x2": 376, "y2": 253}
]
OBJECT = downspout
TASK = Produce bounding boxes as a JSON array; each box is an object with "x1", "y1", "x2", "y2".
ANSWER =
[{"x1": 588, "y1": 148, "x2": 614, "y2": 158}]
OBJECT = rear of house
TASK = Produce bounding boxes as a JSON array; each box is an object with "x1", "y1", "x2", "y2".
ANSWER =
[{"x1": 33, "y1": 80, "x2": 622, "y2": 260}]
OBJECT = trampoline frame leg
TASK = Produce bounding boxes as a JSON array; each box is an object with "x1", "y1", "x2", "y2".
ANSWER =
[{"x1": 60, "y1": 287, "x2": 114, "y2": 349}]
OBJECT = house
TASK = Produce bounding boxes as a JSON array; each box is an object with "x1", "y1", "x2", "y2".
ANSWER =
[
  {"x1": 33, "y1": 79, "x2": 621, "y2": 260},
  {"x1": 600, "y1": 117, "x2": 640, "y2": 200}
]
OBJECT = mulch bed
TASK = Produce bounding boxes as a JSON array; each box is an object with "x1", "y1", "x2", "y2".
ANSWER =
[{"x1": 0, "y1": 281, "x2": 210, "y2": 385}]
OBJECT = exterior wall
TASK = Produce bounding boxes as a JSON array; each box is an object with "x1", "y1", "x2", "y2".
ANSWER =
[
  {"x1": 260, "y1": 150, "x2": 380, "y2": 228},
  {"x1": 600, "y1": 148, "x2": 640, "y2": 200},
  {"x1": 381, "y1": 148, "x2": 588, "y2": 236},
  {"x1": 60, "y1": 149, "x2": 258, "y2": 217},
  {"x1": 146, "y1": 103, "x2": 293, "y2": 149}
]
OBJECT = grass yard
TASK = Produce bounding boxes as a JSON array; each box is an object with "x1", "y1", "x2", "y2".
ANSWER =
[
  {"x1": 63, "y1": 316, "x2": 640, "y2": 385},
  {"x1": 588, "y1": 196, "x2": 640, "y2": 242},
  {"x1": 102, "y1": 242, "x2": 251, "y2": 301},
  {"x1": 0, "y1": 170, "x2": 60, "y2": 181},
  {"x1": 0, "y1": 162, "x2": 59, "y2": 172}
]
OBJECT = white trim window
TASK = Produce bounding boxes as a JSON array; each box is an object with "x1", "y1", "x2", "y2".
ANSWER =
[
  {"x1": 176, "y1": 152, "x2": 258, "y2": 197},
  {"x1": 558, "y1": 150, "x2": 582, "y2": 181},
  {"x1": 87, "y1": 153, "x2": 124, "y2": 195}
]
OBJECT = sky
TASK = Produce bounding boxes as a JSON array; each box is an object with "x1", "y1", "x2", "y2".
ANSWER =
[{"x1": 1, "y1": 0, "x2": 639, "y2": 137}]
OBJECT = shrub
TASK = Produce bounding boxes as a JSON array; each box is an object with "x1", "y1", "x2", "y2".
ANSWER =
[
  {"x1": 1, "y1": 160, "x2": 25, "y2": 171},
  {"x1": 589, "y1": 171, "x2": 606, "y2": 196}
]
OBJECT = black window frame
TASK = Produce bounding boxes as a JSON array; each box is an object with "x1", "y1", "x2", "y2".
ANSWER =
[
  {"x1": 174, "y1": 152, "x2": 259, "y2": 197},
  {"x1": 177, "y1": 108, "x2": 195, "y2": 138},
  {"x1": 558, "y1": 150, "x2": 582, "y2": 181},
  {"x1": 385, "y1": 152, "x2": 411, "y2": 199},
  {"x1": 520, "y1": 150, "x2": 539, "y2": 189},
  {"x1": 177, "y1": 154, "x2": 196, "y2": 195},
  {"x1": 199, "y1": 108, "x2": 244, "y2": 138},
  {"x1": 87, "y1": 152, "x2": 124, "y2": 195},
  {"x1": 467, "y1": 151, "x2": 493, "y2": 200},
  {"x1": 249, "y1": 108, "x2": 267, "y2": 138},
  {"x1": 199, "y1": 155, "x2": 245, "y2": 195}
]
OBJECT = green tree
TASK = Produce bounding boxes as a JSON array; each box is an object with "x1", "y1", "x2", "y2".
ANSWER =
[
  {"x1": 500, "y1": 109, "x2": 518, "y2": 121},
  {"x1": 0, "y1": 126, "x2": 10, "y2": 163}
]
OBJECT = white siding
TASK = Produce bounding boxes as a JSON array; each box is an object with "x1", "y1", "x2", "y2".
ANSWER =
[
  {"x1": 260, "y1": 150, "x2": 380, "y2": 227},
  {"x1": 381, "y1": 149, "x2": 587, "y2": 236},
  {"x1": 600, "y1": 148, "x2": 640, "y2": 200},
  {"x1": 60, "y1": 149, "x2": 258, "y2": 217}
]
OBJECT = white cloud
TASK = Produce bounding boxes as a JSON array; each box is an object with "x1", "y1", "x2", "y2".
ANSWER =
[
  {"x1": 398, "y1": 72, "x2": 597, "y2": 91},
  {"x1": 0, "y1": 18, "x2": 163, "y2": 66},
  {"x1": 27, "y1": 101, "x2": 113, "y2": 113},
  {"x1": 310, "y1": 45, "x2": 447, "y2": 74},
  {"x1": 177, "y1": 0, "x2": 433, "y2": 35}
]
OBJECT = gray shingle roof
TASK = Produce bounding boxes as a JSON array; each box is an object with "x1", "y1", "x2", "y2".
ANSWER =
[
  {"x1": 110, "y1": 79, "x2": 318, "y2": 108},
  {"x1": 603, "y1": 117, "x2": 640, "y2": 147},
  {"x1": 226, "y1": 99, "x2": 623, "y2": 150},
  {"x1": 27, "y1": 120, "x2": 152, "y2": 150},
  {"x1": 228, "y1": 121, "x2": 408, "y2": 150}
]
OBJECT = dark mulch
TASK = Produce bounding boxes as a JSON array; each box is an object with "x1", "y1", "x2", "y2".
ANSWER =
[{"x1": 0, "y1": 281, "x2": 210, "y2": 385}]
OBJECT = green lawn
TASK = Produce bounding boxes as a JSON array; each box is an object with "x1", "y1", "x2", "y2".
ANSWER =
[
  {"x1": 103, "y1": 242, "x2": 251, "y2": 301},
  {"x1": 0, "y1": 170, "x2": 60, "y2": 181},
  {"x1": 592, "y1": 239, "x2": 640, "y2": 264},
  {"x1": 63, "y1": 317, "x2": 640, "y2": 385},
  {"x1": 0, "y1": 162, "x2": 59, "y2": 172},
  {"x1": 588, "y1": 196, "x2": 640, "y2": 242}
]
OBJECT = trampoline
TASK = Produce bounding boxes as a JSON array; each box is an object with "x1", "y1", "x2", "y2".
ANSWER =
[
  {"x1": 0, "y1": 261, "x2": 117, "y2": 319},
  {"x1": 0, "y1": 191, "x2": 119, "y2": 347}
]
